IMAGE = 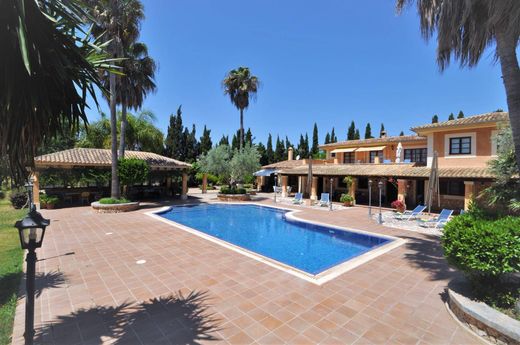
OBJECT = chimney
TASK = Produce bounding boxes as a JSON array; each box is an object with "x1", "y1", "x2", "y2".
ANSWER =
[{"x1": 288, "y1": 147, "x2": 294, "y2": 160}]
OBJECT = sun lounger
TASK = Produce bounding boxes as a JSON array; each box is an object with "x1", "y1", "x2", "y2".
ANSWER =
[
  {"x1": 394, "y1": 205, "x2": 426, "y2": 221},
  {"x1": 292, "y1": 193, "x2": 303, "y2": 204},
  {"x1": 318, "y1": 193, "x2": 330, "y2": 207},
  {"x1": 418, "y1": 209, "x2": 453, "y2": 228}
]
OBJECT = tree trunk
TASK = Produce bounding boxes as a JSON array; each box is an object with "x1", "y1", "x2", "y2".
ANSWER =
[
  {"x1": 109, "y1": 0, "x2": 120, "y2": 199},
  {"x1": 119, "y1": 100, "x2": 127, "y2": 158},
  {"x1": 239, "y1": 108, "x2": 244, "y2": 150},
  {"x1": 496, "y1": 31, "x2": 520, "y2": 170}
]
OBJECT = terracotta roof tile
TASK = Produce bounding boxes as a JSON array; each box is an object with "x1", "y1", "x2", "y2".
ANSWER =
[
  {"x1": 34, "y1": 148, "x2": 191, "y2": 170},
  {"x1": 411, "y1": 112, "x2": 508, "y2": 132},
  {"x1": 320, "y1": 135, "x2": 425, "y2": 149},
  {"x1": 277, "y1": 164, "x2": 495, "y2": 179}
]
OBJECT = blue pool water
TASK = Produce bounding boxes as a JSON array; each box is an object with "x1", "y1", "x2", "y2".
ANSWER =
[{"x1": 158, "y1": 204, "x2": 391, "y2": 275}]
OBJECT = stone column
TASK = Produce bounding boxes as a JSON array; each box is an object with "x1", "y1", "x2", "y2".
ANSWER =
[
  {"x1": 464, "y1": 181, "x2": 475, "y2": 211},
  {"x1": 32, "y1": 172, "x2": 40, "y2": 208},
  {"x1": 311, "y1": 177, "x2": 318, "y2": 200},
  {"x1": 256, "y1": 176, "x2": 262, "y2": 192},
  {"x1": 181, "y1": 172, "x2": 188, "y2": 200},
  {"x1": 281, "y1": 175, "x2": 288, "y2": 197},
  {"x1": 397, "y1": 179, "x2": 407, "y2": 203},
  {"x1": 202, "y1": 173, "x2": 208, "y2": 194}
]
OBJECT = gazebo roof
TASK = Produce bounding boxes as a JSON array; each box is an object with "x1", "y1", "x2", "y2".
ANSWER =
[{"x1": 34, "y1": 148, "x2": 191, "y2": 170}]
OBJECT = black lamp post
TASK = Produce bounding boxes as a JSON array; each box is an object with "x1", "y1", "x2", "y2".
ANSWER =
[
  {"x1": 329, "y1": 177, "x2": 333, "y2": 211},
  {"x1": 368, "y1": 179, "x2": 373, "y2": 217},
  {"x1": 14, "y1": 182, "x2": 50, "y2": 345},
  {"x1": 378, "y1": 180, "x2": 384, "y2": 224}
]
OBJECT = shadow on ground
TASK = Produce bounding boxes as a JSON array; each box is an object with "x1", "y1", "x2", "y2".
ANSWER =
[
  {"x1": 400, "y1": 234, "x2": 462, "y2": 282},
  {"x1": 0, "y1": 270, "x2": 67, "y2": 306},
  {"x1": 34, "y1": 290, "x2": 221, "y2": 345}
]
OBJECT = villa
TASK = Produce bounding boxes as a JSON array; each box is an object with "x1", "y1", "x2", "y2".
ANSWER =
[{"x1": 258, "y1": 111, "x2": 508, "y2": 212}]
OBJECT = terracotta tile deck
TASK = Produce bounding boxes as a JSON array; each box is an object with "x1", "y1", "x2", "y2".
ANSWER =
[{"x1": 11, "y1": 197, "x2": 482, "y2": 344}]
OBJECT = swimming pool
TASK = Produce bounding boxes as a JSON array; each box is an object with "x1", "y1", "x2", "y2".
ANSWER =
[{"x1": 155, "y1": 204, "x2": 398, "y2": 280}]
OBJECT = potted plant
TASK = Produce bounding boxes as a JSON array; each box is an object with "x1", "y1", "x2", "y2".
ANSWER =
[
  {"x1": 340, "y1": 193, "x2": 355, "y2": 207},
  {"x1": 40, "y1": 194, "x2": 59, "y2": 209},
  {"x1": 391, "y1": 199, "x2": 406, "y2": 213}
]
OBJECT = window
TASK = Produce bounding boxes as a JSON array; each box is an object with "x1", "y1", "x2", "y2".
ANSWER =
[
  {"x1": 369, "y1": 151, "x2": 383, "y2": 163},
  {"x1": 404, "y1": 148, "x2": 427, "y2": 163},
  {"x1": 358, "y1": 177, "x2": 368, "y2": 189},
  {"x1": 330, "y1": 152, "x2": 336, "y2": 158},
  {"x1": 343, "y1": 152, "x2": 355, "y2": 163},
  {"x1": 449, "y1": 137, "x2": 472, "y2": 155},
  {"x1": 440, "y1": 180, "x2": 465, "y2": 196}
]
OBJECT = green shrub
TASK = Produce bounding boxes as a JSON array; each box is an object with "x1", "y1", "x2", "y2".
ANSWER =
[
  {"x1": 98, "y1": 197, "x2": 130, "y2": 204},
  {"x1": 340, "y1": 194, "x2": 354, "y2": 203},
  {"x1": 219, "y1": 187, "x2": 246, "y2": 195},
  {"x1": 118, "y1": 158, "x2": 149, "y2": 194},
  {"x1": 40, "y1": 194, "x2": 59, "y2": 206},
  {"x1": 0, "y1": 190, "x2": 4, "y2": 200},
  {"x1": 9, "y1": 190, "x2": 28, "y2": 209}
]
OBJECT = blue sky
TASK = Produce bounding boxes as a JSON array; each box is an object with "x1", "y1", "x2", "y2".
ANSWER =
[{"x1": 87, "y1": 0, "x2": 507, "y2": 145}]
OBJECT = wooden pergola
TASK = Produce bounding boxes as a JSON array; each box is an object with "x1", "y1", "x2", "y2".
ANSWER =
[{"x1": 32, "y1": 148, "x2": 192, "y2": 206}]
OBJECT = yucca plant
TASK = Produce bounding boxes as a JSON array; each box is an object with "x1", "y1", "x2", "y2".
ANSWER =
[{"x1": 0, "y1": 0, "x2": 111, "y2": 184}]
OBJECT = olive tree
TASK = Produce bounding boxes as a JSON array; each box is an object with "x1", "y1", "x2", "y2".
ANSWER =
[
  {"x1": 230, "y1": 145, "x2": 261, "y2": 184},
  {"x1": 198, "y1": 145, "x2": 232, "y2": 184}
]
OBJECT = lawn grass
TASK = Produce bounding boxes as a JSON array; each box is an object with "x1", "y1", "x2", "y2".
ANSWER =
[{"x1": 0, "y1": 196, "x2": 26, "y2": 345}]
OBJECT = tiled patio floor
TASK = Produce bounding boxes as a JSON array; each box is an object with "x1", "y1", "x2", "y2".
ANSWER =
[{"x1": 11, "y1": 196, "x2": 482, "y2": 344}]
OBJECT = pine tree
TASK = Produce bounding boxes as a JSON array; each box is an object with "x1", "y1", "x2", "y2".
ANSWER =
[
  {"x1": 354, "y1": 129, "x2": 360, "y2": 140},
  {"x1": 266, "y1": 134, "x2": 274, "y2": 164},
  {"x1": 399, "y1": 131, "x2": 404, "y2": 136},
  {"x1": 274, "y1": 136, "x2": 285, "y2": 162},
  {"x1": 379, "y1": 123, "x2": 385, "y2": 138},
  {"x1": 448, "y1": 113, "x2": 455, "y2": 120},
  {"x1": 199, "y1": 125, "x2": 212, "y2": 155},
  {"x1": 432, "y1": 114, "x2": 439, "y2": 123},
  {"x1": 245, "y1": 128, "x2": 253, "y2": 146},
  {"x1": 347, "y1": 121, "x2": 356, "y2": 140},
  {"x1": 457, "y1": 110, "x2": 465, "y2": 119},
  {"x1": 165, "y1": 105, "x2": 185, "y2": 159},
  {"x1": 324, "y1": 133, "x2": 331, "y2": 144},
  {"x1": 330, "y1": 127, "x2": 337, "y2": 143},
  {"x1": 219, "y1": 135, "x2": 229, "y2": 146},
  {"x1": 364, "y1": 123, "x2": 373, "y2": 139},
  {"x1": 257, "y1": 142, "x2": 268, "y2": 166}
]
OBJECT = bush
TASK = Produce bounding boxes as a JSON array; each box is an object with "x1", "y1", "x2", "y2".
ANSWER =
[
  {"x1": 219, "y1": 186, "x2": 246, "y2": 195},
  {"x1": 340, "y1": 194, "x2": 354, "y2": 203},
  {"x1": 390, "y1": 200, "x2": 405, "y2": 209},
  {"x1": 0, "y1": 190, "x2": 4, "y2": 199},
  {"x1": 40, "y1": 194, "x2": 59, "y2": 207},
  {"x1": 118, "y1": 158, "x2": 149, "y2": 190},
  {"x1": 9, "y1": 190, "x2": 28, "y2": 209},
  {"x1": 98, "y1": 197, "x2": 130, "y2": 204}
]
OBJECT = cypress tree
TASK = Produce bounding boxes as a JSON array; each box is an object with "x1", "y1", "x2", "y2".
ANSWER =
[
  {"x1": 184, "y1": 124, "x2": 199, "y2": 162},
  {"x1": 165, "y1": 105, "x2": 185, "y2": 159},
  {"x1": 448, "y1": 113, "x2": 455, "y2": 120},
  {"x1": 199, "y1": 125, "x2": 212, "y2": 155},
  {"x1": 245, "y1": 128, "x2": 253, "y2": 146},
  {"x1": 304, "y1": 134, "x2": 310, "y2": 157},
  {"x1": 257, "y1": 142, "x2": 268, "y2": 166},
  {"x1": 364, "y1": 123, "x2": 373, "y2": 139},
  {"x1": 266, "y1": 134, "x2": 274, "y2": 164},
  {"x1": 399, "y1": 131, "x2": 404, "y2": 136},
  {"x1": 457, "y1": 110, "x2": 465, "y2": 119},
  {"x1": 330, "y1": 127, "x2": 337, "y2": 143},
  {"x1": 432, "y1": 114, "x2": 439, "y2": 123},
  {"x1": 311, "y1": 123, "x2": 319, "y2": 155},
  {"x1": 219, "y1": 135, "x2": 229, "y2": 146},
  {"x1": 354, "y1": 129, "x2": 360, "y2": 140},
  {"x1": 379, "y1": 123, "x2": 385, "y2": 138},
  {"x1": 274, "y1": 136, "x2": 285, "y2": 162},
  {"x1": 324, "y1": 132, "x2": 331, "y2": 144},
  {"x1": 347, "y1": 121, "x2": 356, "y2": 140}
]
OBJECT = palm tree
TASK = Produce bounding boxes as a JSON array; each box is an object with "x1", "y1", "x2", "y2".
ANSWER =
[
  {"x1": 222, "y1": 67, "x2": 260, "y2": 150},
  {"x1": 396, "y1": 0, "x2": 520, "y2": 169},
  {"x1": 0, "y1": 0, "x2": 106, "y2": 184},
  {"x1": 86, "y1": 0, "x2": 144, "y2": 198},
  {"x1": 118, "y1": 42, "x2": 157, "y2": 157}
]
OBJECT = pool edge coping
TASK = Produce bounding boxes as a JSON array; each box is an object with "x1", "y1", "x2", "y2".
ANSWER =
[{"x1": 144, "y1": 202, "x2": 406, "y2": 286}]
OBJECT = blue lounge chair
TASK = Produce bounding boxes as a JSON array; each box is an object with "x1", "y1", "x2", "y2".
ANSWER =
[
  {"x1": 394, "y1": 205, "x2": 426, "y2": 221},
  {"x1": 403, "y1": 159, "x2": 411, "y2": 163},
  {"x1": 318, "y1": 193, "x2": 330, "y2": 207},
  {"x1": 292, "y1": 193, "x2": 303, "y2": 204},
  {"x1": 383, "y1": 159, "x2": 391, "y2": 164},
  {"x1": 419, "y1": 209, "x2": 454, "y2": 228}
]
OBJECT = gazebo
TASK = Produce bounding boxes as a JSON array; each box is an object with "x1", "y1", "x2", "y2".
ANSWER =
[{"x1": 32, "y1": 148, "x2": 191, "y2": 206}]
